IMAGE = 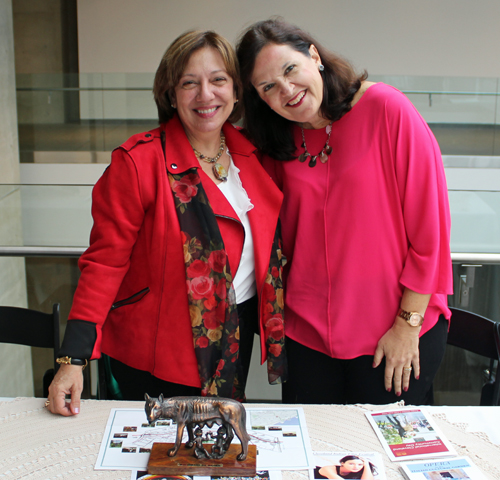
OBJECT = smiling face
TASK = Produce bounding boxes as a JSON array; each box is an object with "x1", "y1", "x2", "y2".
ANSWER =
[
  {"x1": 251, "y1": 43, "x2": 326, "y2": 129},
  {"x1": 172, "y1": 47, "x2": 236, "y2": 142},
  {"x1": 340, "y1": 459, "x2": 364, "y2": 473}
]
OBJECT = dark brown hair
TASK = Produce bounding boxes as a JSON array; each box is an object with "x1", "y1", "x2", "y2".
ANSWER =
[
  {"x1": 153, "y1": 30, "x2": 242, "y2": 124},
  {"x1": 236, "y1": 19, "x2": 367, "y2": 160},
  {"x1": 339, "y1": 455, "x2": 378, "y2": 475}
]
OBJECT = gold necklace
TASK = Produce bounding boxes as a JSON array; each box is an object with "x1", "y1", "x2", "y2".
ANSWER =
[
  {"x1": 192, "y1": 133, "x2": 228, "y2": 182},
  {"x1": 299, "y1": 124, "x2": 333, "y2": 168}
]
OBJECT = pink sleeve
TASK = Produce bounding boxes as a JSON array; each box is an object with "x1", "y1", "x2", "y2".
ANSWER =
[{"x1": 387, "y1": 90, "x2": 453, "y2": 295}]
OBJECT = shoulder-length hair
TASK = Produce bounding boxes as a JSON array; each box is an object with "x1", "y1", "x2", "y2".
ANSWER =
[
  {"x1": 153, "y1": 30, "x2": 243, "y2": 124},
  {"x1": 236, "y1": 19, "x2": 367, "y2": 160}
]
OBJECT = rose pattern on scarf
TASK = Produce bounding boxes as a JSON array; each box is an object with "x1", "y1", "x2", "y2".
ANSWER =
[
  {"x1": 182, "y1": 228, "x2": 241, "y2": 399},
  {"x1": 171, "y1": 173, "x2": 203, "y2": 212},
  {"x1": 170, "y1": 167, "x2": 243, "y2": 399},
  {"x1": 168, "y1": 166, "x2": 287, "y2": 400},
  {"x1": 261, "y1": 233, "x2": 287, "y2": 385}
]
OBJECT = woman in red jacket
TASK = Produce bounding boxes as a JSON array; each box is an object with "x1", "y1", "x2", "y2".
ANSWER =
[{"x1": 46, "y1": 31, "x2": 286, "y2": 416}]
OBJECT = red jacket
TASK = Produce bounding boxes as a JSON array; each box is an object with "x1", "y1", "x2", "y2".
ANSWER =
[{"x1": 62, "y1": 116, "x2": 283, "y2": 388}]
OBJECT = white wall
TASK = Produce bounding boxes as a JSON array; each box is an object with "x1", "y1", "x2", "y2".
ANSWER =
[{"x1": 78, "y1": 0, "x2": 500, "y2": 77}]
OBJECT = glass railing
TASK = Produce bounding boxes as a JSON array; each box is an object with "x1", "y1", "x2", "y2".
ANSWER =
[
  {"x1": 0, "y1": 184, "x2": 92, "y2": 256},
  {"x1": 2, "y1": 184, "x2": 500, "y2": 259},
  {"x1": 16, "y1": 73, "x2": 156, "y2": 123},
  {"x1": 449, "y1": 190, "x2": 500, "y2": 254},
  {"x1": 16, "y1": 73, "x2": 500, "y2": 160},
  {"x1": 16, "y1": 73, "x2": 158, "y2": 160},
  {"x1": 370, "y1": 75, "x2": 500, "y2": 125}
]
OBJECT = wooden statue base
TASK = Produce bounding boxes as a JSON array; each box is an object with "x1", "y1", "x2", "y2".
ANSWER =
[{"x1": 147, "y1": 443, "x2": 257, "y2": 476}]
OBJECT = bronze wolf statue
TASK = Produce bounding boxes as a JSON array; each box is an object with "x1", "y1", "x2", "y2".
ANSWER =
[{"x1": 145, "y1": 394, "x2": 250, "y2": 460}]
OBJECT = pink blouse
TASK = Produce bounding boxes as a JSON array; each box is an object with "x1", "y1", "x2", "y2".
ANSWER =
[{"x1": 263, "y1": 83, "x2": 453, "y2": 359}]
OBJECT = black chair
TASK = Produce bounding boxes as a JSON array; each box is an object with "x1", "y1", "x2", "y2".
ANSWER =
[
  {"x1": 448, "y1": 307, "x2": 500, "y2": 406},
  {"x1": 0, "y1": 303, "x2": 60, "y2": 397}
]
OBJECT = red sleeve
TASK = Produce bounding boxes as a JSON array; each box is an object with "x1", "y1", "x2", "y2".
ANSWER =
[{"x1": 67, "y1": 147, "x2": 146, "y2": 358}]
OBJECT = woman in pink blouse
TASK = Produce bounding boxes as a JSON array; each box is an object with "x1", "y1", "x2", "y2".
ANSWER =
[{"x1": 236, "y1": 19, "x2": 453, "y2": 404}]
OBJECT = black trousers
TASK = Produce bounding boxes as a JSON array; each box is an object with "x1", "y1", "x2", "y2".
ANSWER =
[
  {"x1": 109, "y1": 295, "x2": 259, "y2": 401},
  {"x1": 282, "y1": 315, "x2": 448, "y2": 405}
]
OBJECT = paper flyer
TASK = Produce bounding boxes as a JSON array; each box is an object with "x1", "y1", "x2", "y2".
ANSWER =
[
  {"x1": 130, "y1": 468, "x2": 283, "y2": 480},
  {"x1": 365, "y1": 407, "x2": 457, "y2": 462},
  {"x1": 399, "y1": 456, "x2": 487, "y2": 480},
  {"x1": 311, "y1": 452, "x2": 386, "y2": 480}
]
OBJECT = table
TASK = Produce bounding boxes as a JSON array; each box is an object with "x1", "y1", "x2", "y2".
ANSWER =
[
  {"x1": 428, "y1": 406, "x2": 500, "y2": 445},
  {"x1": 1, "y1": 398, "x2": 499, "y2": 480}
]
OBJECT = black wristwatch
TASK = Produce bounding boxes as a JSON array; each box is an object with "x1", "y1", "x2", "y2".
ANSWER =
[{"x1": 56, "y1": 356, "x2": 88, "y2": 370}]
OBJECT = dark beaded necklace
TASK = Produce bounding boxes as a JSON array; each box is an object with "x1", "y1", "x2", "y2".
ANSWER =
[{"x1": 299, "y1": 123, "x2": 333, "y2": 168}]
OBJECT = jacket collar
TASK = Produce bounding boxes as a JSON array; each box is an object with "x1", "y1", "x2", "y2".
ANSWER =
[
  {"x1": 161, "y1": 114, "x2": 256, "y2": 175},
  {"x1": 159, "y1": 114, "x2": 281, "y2": 229}
]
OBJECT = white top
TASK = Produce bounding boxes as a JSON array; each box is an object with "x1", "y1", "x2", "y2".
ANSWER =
[{"x1": 218, "y1": 154, "x2": 257, "y2": 304}]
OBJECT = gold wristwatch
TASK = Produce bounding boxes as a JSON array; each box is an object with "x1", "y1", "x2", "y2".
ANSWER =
[
  {"x1": 56, "y1": 356, "x2": 88, "y2": 370},
  {"x1": 398, "y1": 308, "x2": 424, "y2": 327}
]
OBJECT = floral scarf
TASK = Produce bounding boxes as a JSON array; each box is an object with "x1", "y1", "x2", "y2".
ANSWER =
[{"x1": 163, "y1": 133, "x2": 287, "y2": 400}]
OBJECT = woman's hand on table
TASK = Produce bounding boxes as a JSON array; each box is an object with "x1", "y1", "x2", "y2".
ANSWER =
[
  {"x1": 373, "y1": 316, "x2": 420, "y2": 396},
  {"x1": 46, "y1": 364, "x2": 84, "y2": 416}
]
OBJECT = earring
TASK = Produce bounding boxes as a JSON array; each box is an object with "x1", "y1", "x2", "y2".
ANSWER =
[
  {"x1": 234, "y1": 99, "x2": 239, "y2": 103},
  {"x1": 318, "y1": 64, "x2": 325, "y2": 72},
  {"x1": 171, "y1": 104, "x2": 176, "y2": 108}
]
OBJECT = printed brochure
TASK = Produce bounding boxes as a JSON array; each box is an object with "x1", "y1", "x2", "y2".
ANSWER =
[
  {"x1": 399, "y1": 456, "x2": 487, "y2": 480},
  {"x1": 365, "y1": 407, "x2": 457, "y2": 461},
  {"x1": 311, "y1": 452, "x2": 386, "y2": 480}
]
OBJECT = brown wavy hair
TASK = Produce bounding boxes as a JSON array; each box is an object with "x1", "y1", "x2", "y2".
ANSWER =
[
  {"x1": 236, "y1": 19, "x2": 367, "y2": 160},
  {"x1": 153, "y1": 30, "x2": 243, "y2": 124}
]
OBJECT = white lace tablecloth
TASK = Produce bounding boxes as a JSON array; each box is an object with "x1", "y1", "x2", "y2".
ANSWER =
[{"x1": 1, "y1": 398, "x2": 499, "y2": 480}]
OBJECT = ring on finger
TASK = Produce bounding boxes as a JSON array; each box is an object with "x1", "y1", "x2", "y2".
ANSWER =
[{"x1": 403, "y1": 366, "x2": 412, "y2": 373}]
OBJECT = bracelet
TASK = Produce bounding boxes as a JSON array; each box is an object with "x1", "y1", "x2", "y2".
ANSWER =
[{"x1": 56, "y1": 356, "x2": 88, "y2": 370}]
